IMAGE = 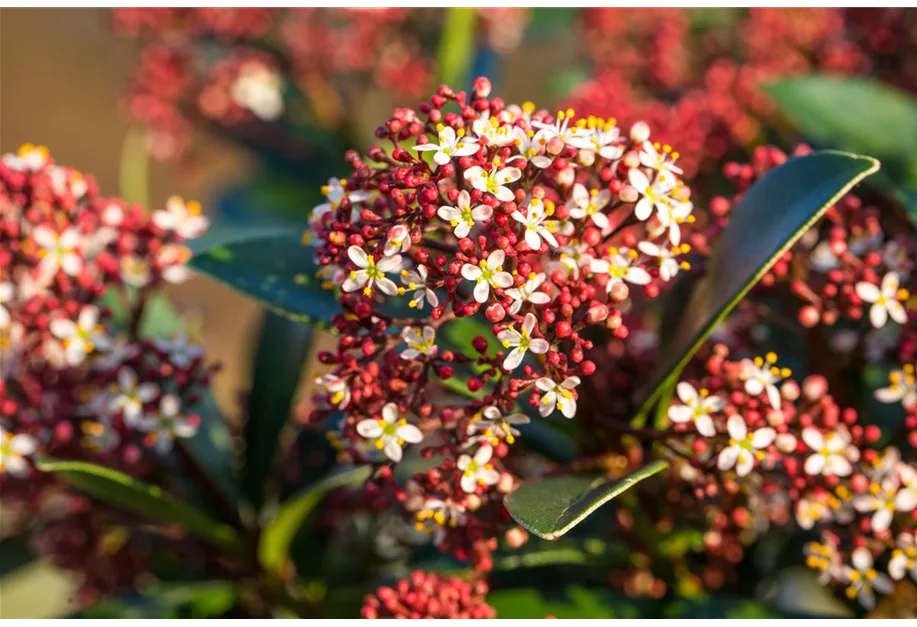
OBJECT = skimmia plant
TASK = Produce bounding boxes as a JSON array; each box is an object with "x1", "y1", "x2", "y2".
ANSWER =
[{"x1": 3, "y1": 7, "x2": 917, "y2": 621}]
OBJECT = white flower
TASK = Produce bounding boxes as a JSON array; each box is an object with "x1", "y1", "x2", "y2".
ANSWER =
[
  {"x1": 152, "y1": 333, "x2": 204, "y2": 369},
  {"x1": 0, "y1": 282, "x2": 14, "y2": 329},
  {"x1": 92, "y1": 336, "x2": 141, "y2": 372},
  {"x1": 875, "y1": 364, "x2": 916, "y2": 410},
  {"x1": 717, "y1": 415, "x2": 775, "y2": 477},
  {"x1": 50, "y1": 305, "x2": 110, "y2": 366},
  {"x1": 531, "y1": 108, "x2": 583, "y2": 144},
  {"x1": 110, "y1": 367, "x2": 159, "y2": 427},
  {"x1": 81, "y1": 419, "x2": 121, "y2": 453},
  {"x1": 856, "y1": 272, "x2": 908, "y2": 328},
  {"x1": 512, "y1": 198, "x2": 558, "y2": 250},
  {"x1": 437, "y1": 190, "x2": 493, "y2": 238},
  {"x1": 467, "y1": 406, "x2": 530, "y2": 445},
  {"x1": 801, "y1": 428, "x2": 854, "y2": 477},
  {"x1": 505, "y1": 272, "x2": 551, "y2": 315},
  {"x1": 152, "y1": 197, "x2": 209, "y2": 240},
  {"x1": 535, "y1": 376, "x2": 581, "y2": 418},
  {"x1": 461, "y1": 249, "x2": 513, "y2": 304},
  {"x1": 457, "y1": 445, "x2": 500, "y2": 493},
  {"x1": 497, "y1": 312, "x2": 549, "y2": 371},
  {"x1": 841, "y1": 547, "x2": 893, "y2": 610},
  {"x1": 313, "y1": 373, "x2": 350, "y2": 409},
  {"x1": 464, "y1": 164, "x2": 522, "y2": 202},
  {"x1": 401, "y1": 325, "x2": 437, "y2": 360},
  {"x1": 342, "y1": 245, "x2": 402, "y2": 296},
  {"x1": 414, "y1": 496, "x2": 467, "y2": 536},
  {"x1": 637, "y1": 241, "x2": 682, "y2": 282},
  {"x1": 590, "y1": 249, "x2": 651, "y2": 293},
  {"x1": 566, "y1": 184, "x2": 612, "y2": 231},
  {"x1": 888, "y1": 532, "x2": 917, "y2": 582},
  {"x1": 667, "y1": 382, "x2": 723, "y2": 437},
  {"x1": 231, "y1": 62, "x2": 284, "y2": 121},
  {"x1": 3, "y1": 143, "x2": 49, "y2": 172},
  {"x1": 137, "y1": 394, "x2": 199, "y2": 454},
  {"x1": 639, "y1": 141, "x2": 684, "y2": 174},
  {"x1": 804, "y1": 536, "x2": 841, "y2": 585},
  {"x1": 654, "y1": 197, "x2": 694, "y2": 246},
  {"x1": 853, "y1": 477, "x2": 917, "y2": 532},
  {"x1": 120, "y1": 255, "x2": 152, "y2": 288},
  {"x1": 157, "y1": 243, "x2": 194, "y2": 284},
  {"x1": 627, "y1": 168, "x2": 680, "y2": 222},
  {"x1": 0, "y1": 428, "x2": 37, "y2": 476},
  {"x1": 311, "y1": 178, "x2": 370, "y2": 229},
  {"x1": 415, "y1": 124, "x2": 480, "y2": 165},
  {"x1": 555, "y1": 241, "x2": 593, "y2": 278},
  {"x1": 742, "y1": 353, "x2": 787, "y2": 411},
  {"x1": 383, "y1": 224, "x2": 411, "y2": 257},
  {"x1": 32, "y1": 226, "x2": 82, "y2": 278},
  {"x1": 510, "y1": 126, "x2": 553, "y2": 168},
  {"x1": 400, "y1": 265, "x2": 439, "y2": 310},
  {"x1": 568, "y1": 118, "x2": 623, "y2": 160},
  {"x1": 355, "y1": 403, "x2": 423, "y2": 463},
  {"x1": 471, "y1": 116, "x2": 516, "y2": 147},
  {"x1": 796, "y1": 496, "x2": 833, "y2": 531}
]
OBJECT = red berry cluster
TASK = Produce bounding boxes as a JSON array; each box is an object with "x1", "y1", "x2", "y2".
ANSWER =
[{"x1": 360, "y1": 571, "x2": 495, "y2": 619}]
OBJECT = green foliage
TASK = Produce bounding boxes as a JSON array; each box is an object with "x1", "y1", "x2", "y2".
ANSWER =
[
  {"x1": 77, "y1": 581, "x2": 237, "y2": 619},
  {"x1": 0, "y1": 537, "x2": 35, "y2": 578},
  {"x1": 243, "y1": 312, "x2": 314, "y2": 509},
  {"x1": 437, "y1": 8, "x2": 477, "y2": 88},
  {"x1": 504, "y1": 461, "x2": 669, "y2": 540},
  {"x1": 767, "y1": 76, "x2": 917, "y2": 223},
  {"x1": 37, "y1": 460, "x2": 242, "y2": 552},
  {"x1": 118, "y1": 126, "x2": 149, "y2": 206}
]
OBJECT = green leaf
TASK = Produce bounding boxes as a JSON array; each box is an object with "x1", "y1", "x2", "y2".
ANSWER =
[
  {"x1": 504, "y1": 460, "x2": 670, "y2": 540},
  {"x1": 259, "y1": 465, "x2": 371, "y2": 573},
  {"x1": 189, "y1": 224, "x2": 340, "y2": 327},
  {"x1": 77, "y1": 581, "x2": 237, "y2": 619},
  {"x1": 119, "y1": 126, "x2": 149, "y2": 206},
  {"x1": 437, "y1": 8, "x2": 477, "y2": 88},
  {"x1": 0, "y1": 536, "x2": 35, "y2": 578},
  {"x1": 639, "y1": 150, "x2": 879, "y2": 416},
  {"x1": 766, "y1": 76, "x2": 917, "y2": 223},
  {"x1": 37, "y1": 460, "x2": 242, "y2": 552},
  {"x1": 243, "y1": 312, "x2": 314, "y2": 509}
]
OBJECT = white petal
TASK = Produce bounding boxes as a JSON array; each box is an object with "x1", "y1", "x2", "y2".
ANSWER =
[
  {"x1": 676, "y1": 382, "x2": 698, "y2": 404},
  {"x1": 529, "y1": 338, "x2": 549, "y2": 354},
  {"x1": 744, "y1": 378, "x2": 764, "y2": 396},
  {"x1": 804, "y1": 454, "x2": 826, "y2": 476},
  {"x1": 11, "y1": 434, "x2": 37, "y2": 455},
  {"x1": 521, "y1": 313, "x2": 536, "y2": 335},
  {"x1": 50, "y1": 318, "x2": 76, "y2": 339},
  {"x1": 492, "y1": 272, "x2": 514, "y2": 289},
  {"x1": 853, "y1": 547, "x2": 874, "y2": 572},
  {"x1": 896, "y1": 489, "x2": 917, "y2": 512},
  {"x1": 628, "y1": 168, "x2": 650, "y2": 190},
  {"x1": 398, "y1": 423, "x2": 424, "y2": 444},
  {"x1": 695, "y1": 415, "x2": 716, "y2": 437},
  {"x1": 752, "y1": 427, "x2": 776, "y2": 449},
  {"x1": 667, "y1": 404, "x2": 693, "y2": 424},
  {"x1": 855, "y1": 281, "x2": 880, "y2": 303},
  {"x1": 825, "y1": 455, "x2": 852, "y2": 477},
  {"x1": 347, "y1": 245, "x2": 369, "y2": 268},
  {"x1": 503, "y1": 347, "x2": 525, "y2": 370},
  {"x1": 802, "y1": 428, "x2": 824, "y2": 451},
  {"x1": 383, "y1": 438, "x2": 403, "y2": 463},
  {"x1": 726, "y1": 415, "x2": 747, "y2": 440},
  {"x1": 870, "y1": 303, "x2": 888, "y2": 328},
  {"x1": 525, "y1": 229, "x2": 542, "y2": 251},
  {"x1": 376, "y1": 255, "x2": 402, "y2": 273},
  {"x1": 735, "y1": 450, "x2": 754, "y2": 476},
  {"x1": 473, "y1": 280, "x2": 491, "y2": 303},
  {"x1": 881, "y1": 272, "x2": 900, "y2": 296},
  {"x1": 382, "y1": 403, "x2": 398, "y2": 423},
  {"x1": 718, "y1": 446, "x2": 738, "y2": 470},
  {"x1": 487, "y1": 249, "x2": 505, "y2": 268},
  {"x1": 887, "y1": 301, "x2": 907, "y2": 324},
  {"x1": 376, "y1": 277, "x2": 398, "y2": 296},
  {"x1": 462, "y1": 264, "x2": 483, "y2": 281}
]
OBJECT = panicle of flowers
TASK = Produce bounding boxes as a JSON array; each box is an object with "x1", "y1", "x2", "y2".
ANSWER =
[{"x1": 305, "y1": 78, "x2": 698, "y2": 568}]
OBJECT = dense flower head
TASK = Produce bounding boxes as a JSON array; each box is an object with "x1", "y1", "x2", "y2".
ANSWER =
[
  {"x1": 307, "y1": 78, "x2": 698, "y2": 563},
  {"x1": 0, "y1": 145, "x2": 217, "y2": 603},
  {"x1": 360, "y1": 571, "x2": 495, "y2": 619}
]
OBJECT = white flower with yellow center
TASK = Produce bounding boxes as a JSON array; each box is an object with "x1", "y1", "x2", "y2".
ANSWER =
[
  {"x1": 568, "y1": 117, "x2": 623, "y2": 160},
  {"x1": 464, "y1": 163, "x2": 522, "y2": 202},
  {"x1": 510, "y1": 126, "x2": 552, "y2": 168},
  {"x1": 110, "y1": 367, "x2": 159, "y2": 427},
  {"x1": 342, "y1": 245, "x2": 402, "y2": 297},
  {"x1": 717, "y1": 415, "x2": 775, "y2": 477},
  {"x1": 855, "y1": 271, "x2": 909, "y2": 328},
  {"x1": 400, "y1": 265, "x2": 439, "y2": 310},
  {"x1": 505, "y1": 272, "x2": 551, "y2": 315},
  {"x1": 590, "y1": 248, "x2": 651, "y2": 293},
  {"x1": 314, "y1": 373, "x2": 350, "y2": 409},
  {"x1": 356, "y1": 403, "x2": 423, "y2": 463},
  {"x1": 628, "y1": 168, "x2": 680, "y2": 222},
  {"x1": 497, "y1": 312, "x2": 549, "y2": 371},
  {"x1": 152, "y1": 196, "x2": 209, "y2": 240},
  {"x1": 566, "y1": 184, "x2": 612, "y2": 231},
  {"x1": 3, "y1": 143, "x2": 49, "y2": 172},
  {"x1": 50, "y1": 305, "x2": 110, "y2": 366},
  {"x1": 384, "y1": 224, "x2": 411, "y2": 257},
  {"x1": 467, "y1": 406, "x2": 530, "y2": 446},
  {"x1": 532, "y1": 108, "x2": 583, "y2": 144},
  {"x1": 535, "y1": 375, "x2": 581, "y2": 418},
  {"x1": 457, "y1": 444, "x2": 500, "y2": 493},
  {"x1": 555, "y1": 241, "x2": 593, "y2": 278},
  {"x1": 471, "y1": 116, "x2": 515, "y2": 147},
  {"x1": 32, "y1": 226, "x2": 82, "y2": 279},
  {"x1": 796, "y1": 496, "x2": 833, "y2": 531},
  {"x1": 853, "y1": 477, "x2": 917, "y2": 532},
  {"x1": 889, "y1": 532, "x2": 917, "y2": 582},
  {"x1": 415, "y1": 124, "x2": 480, "y2": 165},
  {"x1": 0, "y1": 427, "x2": 37, "y2": 476},
  {"x1": 667, "y1": 382, "x2": 723, "y2": 437},
  {"x1": 638, "y1": 241, "x2": 688, "y2": 282},
  {"x1": 841, "y1": 547, "x2": 893, "y2": 610},
  {"x1": 157, "y1": 243, "x2": 194, "y2": 284},
  {"x1": 875, "y1": 364, "x2": 917, "y2": 409},
  {"x1": 437, "y1": 190, "x2": 493, "y2": 238},
  {"x1": 654, "y1": 194, "x2": 694, "y2": 246},
  {"x1": 742, "y1": 352, "x2": 789, "y2": 410},
  {"x1": 511, "y1": 198, "x2": 558, "y2": 250},
  {"x1": 461, "y1": 249, "x2": 513, "y2": 304},
  {"x1": 137, "y1": 394, "x2": 199, "y2": 454},
  {"x1": 401, "y1": 325, "x2": 437, "y2": 360},
  {"x1": 802, "y1": 428, "x2": 855, "y2": 477},
  {"x1": 639, "y1": 141, "x2": 684, "y2": 174},
  {"x1": 230, "y1": 62, "x2": 284, "y2": 121},
  {"x1": 804, "y1": 536, "x2": 841, "y2": 584},
  {"x1": 310, "y1": 179, "x2": 370, "y2": 235}
]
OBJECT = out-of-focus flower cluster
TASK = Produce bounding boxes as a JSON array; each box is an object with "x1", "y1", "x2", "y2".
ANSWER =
[
  {"x1": 307, "y1": 78, "x2": 698, "y2": 570},
  {"x1": 360, "y1": 571, "x2": 495, "y2": 619},
  {"x1": 568, "y1": 8, "x2": 913, "y2": 176},
  {"x1": 0, "y1": 145, "x2": 217, "y2": 605},
  {"x1": 112, "y1": 8, "x2": 529, "y2": 160}
]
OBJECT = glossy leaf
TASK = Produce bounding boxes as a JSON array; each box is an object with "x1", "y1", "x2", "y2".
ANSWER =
[
  {"x1": 0, "y1": 536, "x2": 35, "y2": 578},
  {"x1": 504, "y1": 460, "x2": 669, "y2": 540},
  {"x1": 37, "y1": 460, "x2": 242, "y2": 552},
  {"x1": 639, "y1": 150, "x2": 879, "y2": 415},
  {"x1": 259, "y1": 465, "x2": 371, "y2": 573},
  {"x1": 243, "y1": 312, "x2": 314, "y2": 509}
]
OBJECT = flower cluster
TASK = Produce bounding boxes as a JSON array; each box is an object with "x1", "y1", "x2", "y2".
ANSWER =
[
  {"x1": 307, "y1": 79, "x2": 697, "y2": 566},
  {"x1": 0, "y1": 145, "x2": 217, "y2": 603},
  {"x1": 360, "y1": 571, "x2": 495, "y2": 619},
  {"x1": 112, "y1": 8, "x2": 528, "y2": 160}
]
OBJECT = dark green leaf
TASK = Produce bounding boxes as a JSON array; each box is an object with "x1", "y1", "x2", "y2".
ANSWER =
[
  {"x1": 259, "y1": 465, "x2": 371, "y2": 573},
  {"x1": 638, "y1": 150, "x2": 879, "y2": 415},
  {"x1": 504, "y1": 460, "x2": 669, "y2": 540},
  {"x1": 437, "y1": 8, "x2": 477, "y2": 88},
  {"x1": 0, "y1": 536, "x2": 35, "y2": 578},
  {"x1": 215, "y1": 174, "x2": 323, "y2": 226},
  {"x1": 37, "y1": 460, "x2": 242, "y2": 552},
  {"x1": 243, "y1": 312, "x2": 314, "y2": 509}
]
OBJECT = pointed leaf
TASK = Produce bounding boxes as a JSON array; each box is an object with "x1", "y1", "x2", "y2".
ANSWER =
[
  {"x1": 37, "y1": 460, "x2": 242, "y2": 552},
  {"x1": 504, "y1": 460, "x2": 669, "y2": 540},
  {"x1": 243, "y1": 312, "x2": 314, "y2": 509},
  {"x1": 639, "y1": 150, "x2": 879, "y2": 415},
  {"x1": 259, "y1": 465, "x2": 371, "y2": 573}
]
